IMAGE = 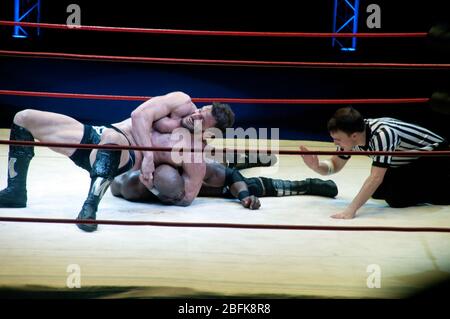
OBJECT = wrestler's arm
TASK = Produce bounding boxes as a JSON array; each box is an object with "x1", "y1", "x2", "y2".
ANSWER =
[
  {"x1": 174, "y1": 161, "x2": 207, "y2": 207},
  {"x1": 130, "y1": 92, "x2": 196, "y2": 186},
  {"x1": 153, "y1": 117, "x2": 185, "y2": 133},
  {"x1": 202, "y1": 163, "x2": 260, "y2": 209},
  {"x1": 229, "y1": 181, "x2": 260, "y2": 210},
  {"x1": 131, "y1": 92, "x2": 197, "y2": 137}
]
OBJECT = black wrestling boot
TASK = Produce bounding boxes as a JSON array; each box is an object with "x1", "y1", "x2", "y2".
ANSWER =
[
  {"x1": 0, "y1": 124, "x2": 35, "y2": 208},
  {"x1": 258, "y1": 177, "x2": 338, "y2": 198},
  {"x1": 227, "y1": 152, "x2": 278, "y2": 170},
  {"x1": 305, "y1": 178, "x2": 338, "y2": 198},
  {"x1": 76, "y1": 147, "x2": 121, "y2": 232}
]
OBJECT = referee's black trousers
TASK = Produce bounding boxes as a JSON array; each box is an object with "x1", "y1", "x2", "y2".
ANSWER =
[{"x1": 372, "y1": 144, "x2": 450, "y2": 208}]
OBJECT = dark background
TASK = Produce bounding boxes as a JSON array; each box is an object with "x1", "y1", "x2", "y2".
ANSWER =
[{"x1": 0, "y1": 0, "x2": 449, "y2": 140}]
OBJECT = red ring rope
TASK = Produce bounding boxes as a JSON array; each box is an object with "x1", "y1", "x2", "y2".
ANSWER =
[
  {"x1": 1, "y1": 50, "x2": 449, "y2": 69},
  {"x1": 1, "y1": 140, "x2": 449, "y2": 157},
  {"x1": 0, "y1": 90, "x2": 430, "y2": 105},
  {"x1": 0, "y1": 21, "x2": 428, "y2": 38},
  {"x1": 0, "y1": 217, "x2": 448, "y2": 233}
]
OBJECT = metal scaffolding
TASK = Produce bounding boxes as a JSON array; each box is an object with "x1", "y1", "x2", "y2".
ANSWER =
[
  {"x1": 13, "y1": 0, "x2": 41, "y2": 38},
  {"x1": 332, "y1": 0, "x2": 360, "y2": 51}
]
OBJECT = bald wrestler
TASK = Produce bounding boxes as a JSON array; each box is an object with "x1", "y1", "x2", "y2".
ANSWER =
[{"x1": 111, "y1": 161, "x2": 338, "y2": 209}]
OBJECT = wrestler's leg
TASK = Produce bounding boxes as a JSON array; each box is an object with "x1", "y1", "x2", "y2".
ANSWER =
[
  {"x1": 246, "y1": 176, "x2": 338, "y2": 198},
  {"x1": 0, "y1": 110, "x2": 84, "y2": 207},
  {"x1": 87, "y1": 129, "x2": 131, "y2": 170},
  {"x1": 14, "y1": 109, "x2": 84, "y2": 156},
  {"x1": 77, "y1": 128, "x2": 131, "y2": 232},
  {"x1": 226, "y1": 152, "x2": 278, "y2": 170},
  {"x1": 204, "y1": 149, "x2": 277, "y2": 170},
  {"x1": 221, "y1": 167, "x2": 337, "y2": 198}
]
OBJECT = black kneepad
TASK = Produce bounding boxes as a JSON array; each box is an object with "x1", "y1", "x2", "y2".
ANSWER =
[{"x1": 90, "y1": 145, "x2": 121, "y2": 179}]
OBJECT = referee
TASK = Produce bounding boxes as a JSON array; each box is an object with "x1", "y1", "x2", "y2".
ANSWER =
[{"x1": 300, "y1": 107, "x2": 450, "y2": 219}]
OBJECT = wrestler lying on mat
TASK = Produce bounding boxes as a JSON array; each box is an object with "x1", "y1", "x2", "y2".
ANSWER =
[{"x1": 110, "y1": 161, "x2": 338, "y2": 210}]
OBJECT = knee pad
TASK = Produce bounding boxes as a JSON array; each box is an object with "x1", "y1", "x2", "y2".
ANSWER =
[
  {"x1": 10, "y1": 124, "x2": 35, "y2": 158},
  {"x1": 90, "y1": 144, "x2": 121, "y2": 179},
  {"x1": 259, "y1": 177, "x2": 277, "y2": 197}
]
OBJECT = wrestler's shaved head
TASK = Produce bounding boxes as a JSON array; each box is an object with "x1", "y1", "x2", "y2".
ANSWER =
[{"x1": 153, "y1": 164, "x2": 185, "y2": 204}]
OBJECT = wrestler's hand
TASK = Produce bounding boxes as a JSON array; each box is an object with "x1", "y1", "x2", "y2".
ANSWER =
[
  {"x1": 331, "y1": 209, "x2": 356, "y2": 219},
  {"x1": 299, "y1": 145, "x2": 319, "y2": 171},
  {"x1": 241, "y1": 195, "x2": 261, "y2": 210},
  {"x1": 140, "y1": 155, "x2": 155, "y2": 188}
]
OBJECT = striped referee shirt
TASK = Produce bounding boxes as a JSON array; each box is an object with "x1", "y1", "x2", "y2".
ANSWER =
[{"x1": 338, "y1": 118, "x2": 446, "y2": 168}]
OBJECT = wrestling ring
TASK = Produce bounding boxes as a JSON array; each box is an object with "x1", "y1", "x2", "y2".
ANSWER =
[{"x1": 0, "y1": 19, "x2": 449, "y2": 299}]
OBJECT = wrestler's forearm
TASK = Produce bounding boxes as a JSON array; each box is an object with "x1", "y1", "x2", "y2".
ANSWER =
[
  {"x1": 176, "y1": 184, "x2": 202, "y2": 207},
  {"x1": 176, "y1": 162, "x2": 206, "y2": 206},
  {"x1": 131, "y1": 109, "x2": 154, "y2": 158},
  {"x1": 173, "y1": 184, "x2": 196, "y2": 207},
  {"x1": 229, "y1": 181, "x2": 248, "y2": 198}
]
